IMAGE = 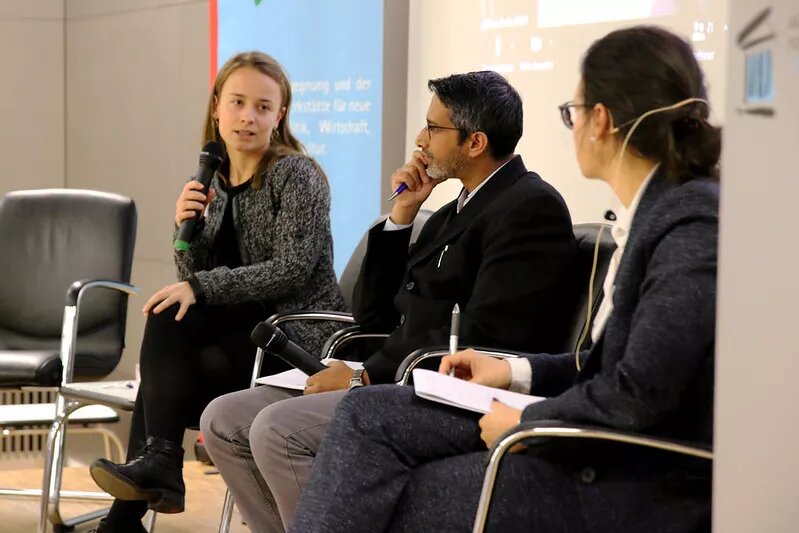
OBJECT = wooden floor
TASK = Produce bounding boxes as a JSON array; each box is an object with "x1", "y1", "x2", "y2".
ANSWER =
[{"x1": 0, "y1": 461, "x2": 249, "y2": 532}]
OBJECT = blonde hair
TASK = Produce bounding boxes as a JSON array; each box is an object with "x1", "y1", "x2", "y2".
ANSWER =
[{"x1": 203, "y1": 51, "x2": 305, "y2": 189}]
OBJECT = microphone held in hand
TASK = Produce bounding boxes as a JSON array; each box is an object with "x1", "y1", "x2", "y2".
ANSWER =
[
  {"x1": 250, "y1": 321, "x2": 328, "y2": 376},
  {"x1": 174, "y1": 141, "x2": 226, "y2": 251}
]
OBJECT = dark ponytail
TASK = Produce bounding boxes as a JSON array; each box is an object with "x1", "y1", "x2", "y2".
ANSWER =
[
  {"x1": 582, "y1": 26, "x2": 721, "y2": 183},
  {"x1": 667, "y1": 110, "x2": 721, "y2": 182}
]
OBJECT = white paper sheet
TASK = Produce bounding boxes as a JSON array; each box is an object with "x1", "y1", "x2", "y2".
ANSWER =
[
  {"x1": 412, "y1": 368, "x2": 545, "y2": 413},
  {"x1": 255, "y1": 360, "x2": 364, "y2": 390}
]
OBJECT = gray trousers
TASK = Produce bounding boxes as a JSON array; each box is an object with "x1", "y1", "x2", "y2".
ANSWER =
[{"x1": 199, "y1": 386, "x2": 347, "y2": 533}]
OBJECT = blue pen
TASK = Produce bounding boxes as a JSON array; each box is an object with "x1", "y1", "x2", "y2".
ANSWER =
[{"x1": 388, "y1": 183, "x2": 408, "y2": 201}]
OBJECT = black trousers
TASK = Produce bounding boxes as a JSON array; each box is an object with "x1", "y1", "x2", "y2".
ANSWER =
[{"x1": 109, "y1": 301, "x2": 288, "y2": 522}]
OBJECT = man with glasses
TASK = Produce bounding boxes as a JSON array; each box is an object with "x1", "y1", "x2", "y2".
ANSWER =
[{"x1": 199, "y1": 71, "x2": 576, "y2": 532}]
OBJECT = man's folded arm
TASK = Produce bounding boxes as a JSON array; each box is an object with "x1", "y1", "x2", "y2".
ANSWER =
[{"x1": 351, "y1": 222, "x2": 412, "y2": 332}]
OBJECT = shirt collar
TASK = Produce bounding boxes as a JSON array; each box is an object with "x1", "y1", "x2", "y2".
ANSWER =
[
  {"x1": 457, "y1": 157, "x2": 514, "y2": 213},
  {"x1": 610, "y1": 164, "x2": 659, "y2": 248}
]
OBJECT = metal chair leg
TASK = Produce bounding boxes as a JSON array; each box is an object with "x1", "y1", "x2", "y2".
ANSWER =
[
  {"x1": 0, "y1": 488, "x2": 113, "y2": 501},
  {"x1": 216, "y1": 347, "x2": 258, "y2": 532},
  {"x1": 218, "y1": 489, "x2": 234, "y2": 532},
  {"x1": 144, "y1": 509, "x2": 158, "y2": 532},
  {"x1": 103, "y1": 431, "x2": 112, "y2": 462},
  {"x1": 54, "y1": 508, "x2": 110, "y2": 532},
  {"x1": 37, "y1": 395, "x2": 79, "y2": 533},
  {"x1": 36, "y1": 397, "x2": 113, "y2": 532}
]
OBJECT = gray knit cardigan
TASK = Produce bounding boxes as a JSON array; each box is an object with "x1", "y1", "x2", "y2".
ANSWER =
[{"x1": 174, "y1": 154, "x2": 346, "y2": 356}]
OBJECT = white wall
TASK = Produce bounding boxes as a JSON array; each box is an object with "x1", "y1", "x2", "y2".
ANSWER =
[
  {"x1": 64, "y1": 0, "x2": 209, "y2": 455},
  {"x1": 0, "y1": 0, "x2": 65, "y2": 194},
  {"x1": 66, "y1": 0, "x2": 209, "y2": 385},
  {"x1": 714, "y1": 1, "x2": 799, "y2": 530},
  {"x1": 0, "y1": 0, "x2": 205, "y2": 464}
]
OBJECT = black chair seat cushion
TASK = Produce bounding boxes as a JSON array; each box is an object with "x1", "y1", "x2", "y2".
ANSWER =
[{"x1": 0, "y1": 350, "x2": 62, "y2": 387}]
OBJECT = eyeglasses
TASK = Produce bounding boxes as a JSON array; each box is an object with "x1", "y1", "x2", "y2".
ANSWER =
[
  {"x1": 426, "y1": 124, "x2": 467, "y2": 140},
  {"x1": 558, "y1": 101, "x2": 593, "y2": 129},
  {"x1": 559, "y1": 101, "x2": 644, "y2": 134}
]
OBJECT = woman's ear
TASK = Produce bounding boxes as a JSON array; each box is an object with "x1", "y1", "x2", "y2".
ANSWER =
[
  {"x1": 592, "y1": 103, "x2": 614, "y2": 141},
  {"x1": 211, "y1": 95, "x2": 220, "y2": 122},
  {"x1": 277, "y1": 106, "x2": 287, "y2": 126}
]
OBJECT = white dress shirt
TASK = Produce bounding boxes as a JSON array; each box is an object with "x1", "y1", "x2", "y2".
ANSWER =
[
  {"x1": 590, "y1": 165, "x2": 657, "y2": 342},
  {"x1": 506, "y1": 165, "x2": 658, "y2": 394}
]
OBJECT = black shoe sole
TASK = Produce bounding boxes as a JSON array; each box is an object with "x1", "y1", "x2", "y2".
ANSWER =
[{"x1": 89, "y1": 462, "x2": 185, "y2": 514}]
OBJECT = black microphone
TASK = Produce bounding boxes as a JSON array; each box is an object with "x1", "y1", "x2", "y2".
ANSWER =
[
  {"x1": 251, "y1": 321, "x2": 328, "y2": 376},
  {"x1": 174, "y1": 141, "x2": 225, "y2": 251}
]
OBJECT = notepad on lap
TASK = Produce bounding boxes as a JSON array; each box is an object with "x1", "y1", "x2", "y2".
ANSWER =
[
  {"x1": 255, "y1": 360, "x2": 363, "y2": 391},
  {"x1": 412, "y1": 368, "x2": 545, "y2": 413}
]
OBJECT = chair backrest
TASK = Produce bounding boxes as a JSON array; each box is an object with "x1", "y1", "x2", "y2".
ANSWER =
[
  {"x1": 561, "y1": 223, "x2": 616, "y2": 353},
  {"x1": 0, "y1": 189, "x2": 137, "y2": 378},
  {"x1": 338, "y1": 209, "x2": 434, "y2": 310}
]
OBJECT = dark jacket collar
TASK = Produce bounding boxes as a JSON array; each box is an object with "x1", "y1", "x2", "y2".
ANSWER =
[
  {"x1": 624, "y1": 165, "x2": 673, "y2": 252},
  {"x1": 407, "y1": 155, "x2": 533, "y2": 270},
  {"x1": 581, "y1": 166, "x2": 674, "y2": 371}
]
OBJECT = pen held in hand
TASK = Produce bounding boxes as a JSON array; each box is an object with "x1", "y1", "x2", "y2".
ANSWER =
[
  {"x1": 387, "y1": 182, "x2": 408, "y2": 201},
  {"x1": 448, "y1": 303, "x2": 460, "y2": 376}
]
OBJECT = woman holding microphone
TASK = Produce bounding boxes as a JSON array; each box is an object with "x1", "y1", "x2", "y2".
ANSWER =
[
  {"x1": 291, "y1": 25, "x2": 721, "y2": 533},
  {"x1": 89, "y1": 51, "x2": 344, "y2": 532}
]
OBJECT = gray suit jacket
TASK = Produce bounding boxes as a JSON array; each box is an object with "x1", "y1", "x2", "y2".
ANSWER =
[
  {"x1": 174, "y1": 154, "x2": 345, "y2": 355},
  {"x1": 521, "y1": 169, "x2": 719, "y2": 531}
]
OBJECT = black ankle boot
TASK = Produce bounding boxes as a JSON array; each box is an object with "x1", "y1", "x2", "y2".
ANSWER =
[
  {"x1": 90, "y1": 517, "x2": 147, "y2": 533},
  {"x1": 90, "y1": 436, "x2": 185, "y2": 514}
]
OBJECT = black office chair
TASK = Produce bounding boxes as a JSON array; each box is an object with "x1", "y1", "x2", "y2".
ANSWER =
[
  {"x1": 282, "y1": 209, "x2": 435, "y2": 362},
  {"x1": 394, "y1": 222, "x2": 616, "y2": 384},
  {"x1": 216, "y1": 210, "x2": 434, "y2": 532},
  {"x1": 0, "y1": 189, "x2": 138, "y2": 533}
]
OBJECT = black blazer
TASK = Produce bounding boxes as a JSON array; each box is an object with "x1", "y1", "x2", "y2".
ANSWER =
[
  {"x1": 522, "y1": 169, "x2": 719, "y2": 532},
  {"x1": 353, "y1": 155, "x2": 577, "y2": 383}
]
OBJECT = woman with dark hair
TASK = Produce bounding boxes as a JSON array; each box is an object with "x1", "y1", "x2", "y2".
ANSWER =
[
  {"x1": 87, "y1": 51, "x2": 345, "y2": 532},
  {"x1": 289, "y1": 26, "x2": 720, "y2": 532}
]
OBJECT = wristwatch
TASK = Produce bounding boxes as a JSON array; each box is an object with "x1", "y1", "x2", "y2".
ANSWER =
[{"x1": 348, "y1": 368, "x2": 366, "y2": 390}]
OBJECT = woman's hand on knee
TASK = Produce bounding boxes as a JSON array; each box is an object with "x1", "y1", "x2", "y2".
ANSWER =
[{"x1": 143, "y1": 281, "x2": 197, "y2": 320}]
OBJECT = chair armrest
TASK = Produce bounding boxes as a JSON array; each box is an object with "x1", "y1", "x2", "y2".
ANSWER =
[
  {"x1": 473, "y1": 420, "x2": 712, "y2": 533},
  {"x1": 62, "y1": 279, "x2": 139, "y2": 385},
  {"x1": 320, "y1": 325, "x2": 390, "y2": 360},
  {"x1": 260, "y1": 312, "x2": 371, "y2": 361},
  {"x1": 66, "y1": 279, "x2": 138, "y2": 306},
  {"x1": 264, "y1": 311, "x2": 356, "y2": 328},
  {"x1": 488, "y1": 420, "x2": 713, "y2": 463},
  {"x1": 247, "y1": 313, "x2": 364, "y2": 381},
  {"x1": 246, "y1": 325, "x2": 387, "y2": 389},
  {"x1": 394, "y1": 347, "x2": 524, "y2": 385}
]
